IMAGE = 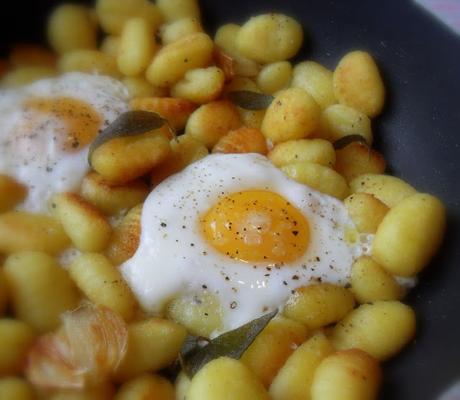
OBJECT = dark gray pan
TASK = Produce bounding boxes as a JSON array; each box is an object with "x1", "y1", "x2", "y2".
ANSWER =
[{"x1": 2, "y1": 1, "x2": 459, "y2": 398}]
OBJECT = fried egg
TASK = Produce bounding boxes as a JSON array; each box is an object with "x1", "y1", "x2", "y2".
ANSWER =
[
  {"x1": 0, "y1": 72, "x2": 129, "y2": 214},
  {"x1": 121, "y1": 153, "x2": 371, "y2": 334}
]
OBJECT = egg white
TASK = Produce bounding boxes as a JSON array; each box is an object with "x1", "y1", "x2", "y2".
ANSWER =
[
  {"x1": 0, "y1": 73, "x2": 129, "y2": 214},
  {"x1": 121, "y1": 153, "x2": 370, "y2": 334}
]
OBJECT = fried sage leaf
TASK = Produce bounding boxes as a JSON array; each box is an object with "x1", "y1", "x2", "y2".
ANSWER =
[
  {"x1": 182, "y1": 309, "x2": 277, "y2": 378},
  {"x1": 228, "y1": 90, "x2": 274, "y2": 110},
  {"x1": 88, "y1": 110, "x2": 169, "y2": 163},
  {"x1": 333, "y1": 134, "x2": 368, "y2": 150}
]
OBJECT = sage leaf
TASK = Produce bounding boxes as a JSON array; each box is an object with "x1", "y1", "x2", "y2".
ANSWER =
[
  {"x1": 88, "y1": 110, "x2": 169, "y2": 164},
  {"x1": 333, "y1": 134, "x2": 368, "y2": 150},
  {"x1": 182, "y1": 309, "x2": 277, "y2": 378},
  {"x1": 228, "y1": 90, "x2": 274, "y2": 110}
]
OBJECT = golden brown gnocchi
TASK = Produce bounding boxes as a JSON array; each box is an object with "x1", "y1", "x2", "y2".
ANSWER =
[
  {"x1": 292, "y1": 61, "x2": 336, "y2": 109},
  {"x1": 166, "y1": 292, "x2": 223, "y2": 338},
  {"x1": 0, "y1": 269, "x2": 8, "y2": 316},
  {"x1": 171, "y1": 67, "x2": 225, "y2": 104},
  {"x1": 310, "y1": 349, "x2": 382, "y2": 400},
  {"x1": 156, "y1": 0, "x2": 201, "y2": 22},
  {"x1": 283, "y1": 284, "x2": 355, "y2": 330},
  {"x1": 268, "y1": 139, "x2": 336, "y2": 168},
  {"x1": 105, "y1": 204, "x2": 143, "y2": 266},
  {"x1": 130, "y1": 97, "x2": 198, "y2": 131},
  {"x1": 96, "y1": 0, "x2": 163, "y2": 35},
  {"x1": 319, "y1": 104, "x2": 373, "y2": 145},
  {"x1": 0, "y1": 319, "x2": 36, "y2": 375},
  {"x1": 351, "y1": 257, "x2": 404, "y2": 303},
  {"x1": 0, "y1": 377, "x2": 36, "y2": 400},
  {"x1": 115, "y1": 373, "x2": 175, "y2": 400},
  {"x1": 47, "y1": 4, "x2": 97, "y2": 54},
  {"x1": 0, "y1": 175, "x2": 27, "y2": 213},
  {"x1": 117, "y1": 18, "x2": 157, "y2": 77},
  {"x1": 4, "y1": 251, "x2": 80, "y2": 333},
  {"x1": 335, "y1": 142, "x2": 386, "y2": 181},
  {"x1": 344, "y1": 192, "x2": 389, "y2": 233},
  {"x1": 58, "y1": 50, "x2": 121, "y2": 78},
  {"x1": 160, "y1": 17, "x2": 203, "y2": 45},
  {"x1": 69, "y1": 253, "x2": 137, "y2": 321},
  {"x1": 80, "y1": 172, "x2": 149, "y2": 216},
  {"x1": 146, "y1": 33, "x2": 214, "y2": 88},
  {"x1": 349, "y1": 173, "x2": 417, "y2": 208},
  {"x1": 0, "y1": 212, "x2": 70, "y2": 255},
  {"x1": 187, "y1": 357, "x2": 270, "y2": 400},
  {"x1": 90, "y1": 130, "x2": 171, "y2": 184},
  {"x1": 0, "y1": 66, "x2": 57, "y2": 88},
  {"x1": 186, "y1": 100, "x2": 241, "y2": 148},
  {"x1": 331, "y1": 301, "x2": 416, "y2": 360},
  {"x1": 51, "y1": 193, "x2": 112, "y2": 252},
  {"x1": 151, "y1": 134, "x2": 209, "y2": 187},
  {"x1": 333, "y1": 51, "x2": 385, "y2": 117},
  {"x1": 269, "y1": 333, "x2": 335, "y2": 400},
  {"x1": 262, "y1": 88, "x2": 321, "y2": 143},
  {"x1": 281, "y1": 162, "x2": 350, "y2": 199},
  {"x1": 241, "y1": 316, "x2": 309, "y2": 387},
  {"x1": 115, "y1": 318, "x2": 187, "y2": 381},
  {"x1": 213, "y1": 127, "x2": 268, "y2": 155},
  {"x1": 372, "y1": 193, "x2": 446, "y2": 276},
  {"x1": 215, "y1": 24, "x2": 261, "y2": 78},
  {"x1": 0, "y1": 2, "x2": 448, "y2": 399},
  {"x1": 257, "y1": 61, "x2": 292, "y2": 94}
]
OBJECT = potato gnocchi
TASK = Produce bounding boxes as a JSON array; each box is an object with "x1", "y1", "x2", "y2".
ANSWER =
[{"x1": 0, "y1": 0, "x2": 446, "y2": 399}]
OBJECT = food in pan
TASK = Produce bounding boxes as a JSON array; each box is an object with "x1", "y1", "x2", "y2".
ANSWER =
[{"x1": 0, "y1": 0, "x2": 446, "y2": 399}]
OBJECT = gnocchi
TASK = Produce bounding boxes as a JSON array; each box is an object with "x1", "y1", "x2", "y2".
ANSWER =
[
  {"x1": 0, "y1": 319, "x2": 36, "y2": 375},
  {"x1": 333, "y1": 51, "x2": 385, "y2": 117},
  {"x1": 0, "y1": 2, "x2": 448, "y2": 399},
  {"x1": 186, "y1": 100, "x2": 241, "y2": 148},
  {"x1": 241, "y1": 316, "x2": 309, "y2": 387},
  {"x1": 292, "y1": 61, "x2": 336, "y2": 109},
  {"x1": 4, "y1": 251, "x2": 80, "y2": 333},
  {"x1": 96, "y1": 0, "x2": 163, "y2": 35},
  {"x1": 331, "y1": 301, "x2": 416, "y2": 360},
  {"x1": 281, "y1": 162, "x2": 350, "y2": 200},
  {"x1": 283, "y1": 284, "x2": 355, "y2": 330},
  {"x1": 310, "y1": 349, "x2": 382, "y2": 400},
  {"x1": 47, "y1": 4, "x2": 97, "y2": 54},
  {"x1": 269, "y1": 333, "x2": 334, "y2": 400},
  {"x1": 268, "y1": 139, "x2": 336, "y2": 168},
  {"x1": 188, "y1": 357, "x2": 270, "y2": 400},
  {"x1": 115, "y1": 318, "x2": 187, "y2": 381},
  {"x1": 146, "y1": 33, "x2": 214, "y2": 88},
  {"x1": 257, "y1": 62, "x2": 293, "y2": 94},
  {"x1": 236, "y1": 14, "x2": 303, "y2": 63},
  {"x1": 117, "y1": 18, "x2": 156, "y2": 77},
  {"x1": 69, "y1": 253, "x2": 137, "y2": 321}
]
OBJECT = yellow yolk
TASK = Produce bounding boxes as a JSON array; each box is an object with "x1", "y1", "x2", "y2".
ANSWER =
[
  {"x1": 23, "y1": 97, "x2": 102, "y2": 152},
  {"x1": 201, "y1": 190, "x2": 310, "y2": 264}
]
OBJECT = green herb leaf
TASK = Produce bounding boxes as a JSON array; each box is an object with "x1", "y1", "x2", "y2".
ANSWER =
[
  {"x1": 182, "y1": 309, "x2": 277, "y2": 378},
  {"x1": 228, "y1": 90, "x2": 274, "y2": 110},
  {"x1": 333, "y1": 134, "x2": 368, "y2": 150},
  {"x1": 88, "y1": 110, "x2": 169, "y2": 164}
]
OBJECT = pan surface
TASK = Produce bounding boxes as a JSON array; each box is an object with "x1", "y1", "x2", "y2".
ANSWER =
[{"x1": 2, "y1": 1, "x2": 460, "y2": 398}]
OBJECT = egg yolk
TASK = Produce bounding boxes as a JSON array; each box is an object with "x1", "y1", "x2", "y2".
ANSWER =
[
  {"x1": 23, "y1": 97, "x2": 102, "y2": 152},
  {"x1": 201, "y1": 190, "x2": 310, "y2": 264}
]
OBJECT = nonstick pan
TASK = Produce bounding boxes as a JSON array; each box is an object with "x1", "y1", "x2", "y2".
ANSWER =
[{"x1": 2, "y1": 1, "x2": 460, "y2": 399}]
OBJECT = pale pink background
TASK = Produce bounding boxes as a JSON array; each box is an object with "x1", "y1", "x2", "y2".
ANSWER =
[{"x1": 415, "y1": 0, "x2": 460, "y2": 34}]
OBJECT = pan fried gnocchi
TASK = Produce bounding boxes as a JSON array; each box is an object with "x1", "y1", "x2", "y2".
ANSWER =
[{"x1": 0, "y1": 0, "x2": 446, "y2": 399}]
